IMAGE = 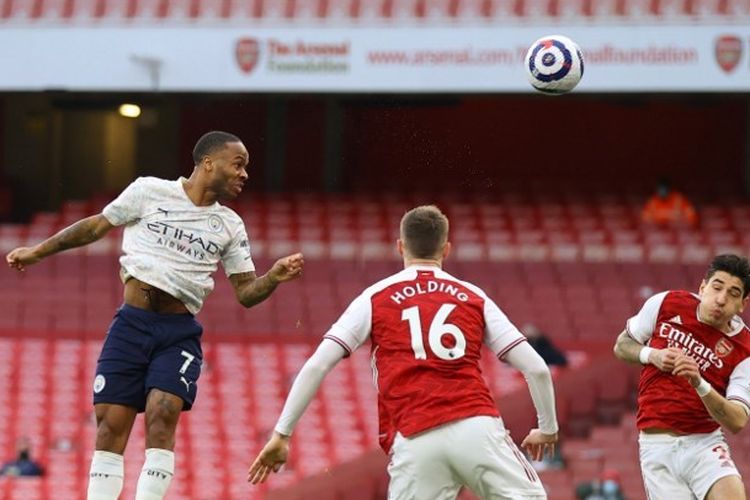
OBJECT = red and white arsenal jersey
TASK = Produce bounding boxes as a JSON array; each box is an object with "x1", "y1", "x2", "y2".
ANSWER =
[
  {"x1": 627, "y1": 290, "x2": 750, "y2": 434},
  {"x1": 324, "y1": 265, "x2": 526, "y2": 452}
]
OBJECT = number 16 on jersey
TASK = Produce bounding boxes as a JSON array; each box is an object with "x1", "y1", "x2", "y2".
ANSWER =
[{"x1": 402, "y1": 304, "x2": 467, "y2": 361}]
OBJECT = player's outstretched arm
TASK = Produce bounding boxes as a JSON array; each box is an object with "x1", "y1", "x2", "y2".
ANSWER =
[
  {"x1": 6, "y1": 214, "x2": 114, "y2": 272},
  {"x1": 613, "y1": 330, "x2": 682, "y2": 372},
  {"x1": 230, "y1": 253, "x2": 304, "y2": 308},
  {"x1": 503, "y1": 342, "x2": 559, "y2": 455},
  {"x1": 673, "y1": 354, "x2": 750, "y2": 434},
  {"x1": 248, "y1": 339, "x2": 346, "y2": 484}
]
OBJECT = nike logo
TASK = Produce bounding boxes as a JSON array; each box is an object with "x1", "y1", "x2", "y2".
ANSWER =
[
  {"x1": 180, "y1": 376, "x2": 193, "y2": 392},
  {"x1": 157, "y1": 208, "x2": 169, "y2": 217}
]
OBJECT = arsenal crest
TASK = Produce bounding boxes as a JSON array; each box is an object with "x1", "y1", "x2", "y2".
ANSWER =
[
  {"x1": 236, "y1": 38, "x2": 260, "y2": 74},
  {"x1": 715, "y1": 35, "x2": 742, "y2": 73},
  {"x1": 715, "y1": 338, "x2": 734, "y2": 358}
]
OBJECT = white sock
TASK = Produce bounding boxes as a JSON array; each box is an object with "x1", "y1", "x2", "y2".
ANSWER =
[
  {"x1": 135, "y1": 448, "x2": 175, "y2": 500},
  {"x1": 87, "y1": 450, "x2": 124, "y2": 500}
]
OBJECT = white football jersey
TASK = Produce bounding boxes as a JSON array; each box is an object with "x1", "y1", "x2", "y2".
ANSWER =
[{"x1": 102, "y1": 176, "x2": 255, "y2": 314}]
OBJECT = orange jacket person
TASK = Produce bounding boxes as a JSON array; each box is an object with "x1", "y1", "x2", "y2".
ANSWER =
[{"x1": 642, "y1": 180, "x2": 698, "y2": 227}]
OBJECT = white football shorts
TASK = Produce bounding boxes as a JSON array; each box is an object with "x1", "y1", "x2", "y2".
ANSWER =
[
  {"x1": 639, "y1": 429, "x2": 742, "y2": 499},
  {"x1": 387, "y1": 415, "x2": 548, "y2": 500}
]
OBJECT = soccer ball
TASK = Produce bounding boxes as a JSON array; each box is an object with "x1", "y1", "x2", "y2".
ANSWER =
[{"x1": 525, "y1": 35, "x2": 584, "y2": 94}]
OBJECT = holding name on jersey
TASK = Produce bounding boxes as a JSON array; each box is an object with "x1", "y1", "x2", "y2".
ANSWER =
[{"x1": 525, "y1": 34, "x2": 584, "y2": 94}]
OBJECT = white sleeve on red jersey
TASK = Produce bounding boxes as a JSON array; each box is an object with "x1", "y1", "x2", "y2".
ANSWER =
[
  {"x1": 504, "y1": 342, "x2": 559, "y2": 434},
  {"x1": 726, "y1": 357, "x2": 750, "y2": 416},
  {"x1": 482, "y1": 297, "x2": 526, "y2": 358},
  {"x1": 625, "y1": 291, "x2": 669, "y2": 344},
  {"x1": 322, "y1": 291, "x2": 373, "y2": 356},
  {"x1": 274, "y1": 339, "x2": 347, "y2": 436}
]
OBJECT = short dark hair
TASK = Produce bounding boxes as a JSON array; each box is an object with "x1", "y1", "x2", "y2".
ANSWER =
[
  {"x1": 192, "y1": 131, "x2": 241, "y2": 165},
  {"x1": 705, "y1": 254, "x2": 750, "y2": 298},
  {"x1": 400, "y1": 205, "x2": 449, "y2": 259}
]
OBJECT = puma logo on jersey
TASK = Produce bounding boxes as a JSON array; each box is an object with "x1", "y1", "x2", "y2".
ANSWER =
[
  {"x1": 668, "y1": 315, "x2": 682, "y2": 324},
  {"x1": 180, "y1": 376, "x2": 193, "y2": 392}
]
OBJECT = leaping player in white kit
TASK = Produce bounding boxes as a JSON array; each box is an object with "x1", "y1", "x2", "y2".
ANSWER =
[
  {"x1": 6, "y1": 131, "x2": 304, "y2": 500},
  {"x1": 614, "y1": 254, "x2": 750, "y2": 499},
  {"x1": 249, "y1": 205, "x2": 559, "y2": 499}
]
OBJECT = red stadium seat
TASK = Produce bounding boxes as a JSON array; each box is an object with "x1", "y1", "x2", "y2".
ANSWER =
[{"x1": 0, "y1": 0, "x2": 741, "y2": 22}]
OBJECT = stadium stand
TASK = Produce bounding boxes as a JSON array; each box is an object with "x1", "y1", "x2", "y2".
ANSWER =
[
  {"x1": 0, "y1": 335, "x2": 589, "y2": 499},
  {"x1": 1, "y1": 0, "x2": 748, "y2": 496},
  {"x1": 0, "y1": 194, "x2": 741, "y2": 339},
  {"x1": 4, "y1": 191, "x2": 748, "y2": 498},
  {"x1": 0, "y1": 0, "x2": 747, "y2": 23}
]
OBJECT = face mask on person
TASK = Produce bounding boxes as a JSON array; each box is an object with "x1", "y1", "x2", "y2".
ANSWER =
[
  {"x1": 18, "y1": 451, "x2": 30, "y2": 461},
  {"x1": 602, "y1": 480, "x2": 619, "y2": 495}
]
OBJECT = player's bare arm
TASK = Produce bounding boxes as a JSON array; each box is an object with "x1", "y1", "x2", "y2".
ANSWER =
[
  {"x1": 673, "y1": 354, "x2": 750, "y2": 434},
  {"x1": 613, "y1": 330, "x2": 682, "y2": 372},
  {"x1": 229, "y1": 253, "x2": 304, "y2": 307},
  {"x1": 6, "y1": 214, "x2": 114, "y2": 271},
  {"x1": 247, "y1": 431, "x2": 290, "y2": 485}
]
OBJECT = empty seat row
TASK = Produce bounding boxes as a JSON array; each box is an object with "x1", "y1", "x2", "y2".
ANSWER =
[
  {"x1": 3, "y1": 0, "x2": 745, "y2": 23},
  {"x1": 0, "y1": 336, "x2": 586, "y2": 499},
  {"x1": 0, "y1": 339, "x2": 374, "y2": 499},
  {"x1": 0, "y1": 257, "x2": 722, "y2": 341}
]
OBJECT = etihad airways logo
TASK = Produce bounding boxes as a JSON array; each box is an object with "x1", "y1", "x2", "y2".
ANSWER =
[
  {"x1": 146, "y1": 221, "x2": 221, "y2": 260},
  {"x1": 658, "y1": 322, "x2": 724, "y2": 371}
]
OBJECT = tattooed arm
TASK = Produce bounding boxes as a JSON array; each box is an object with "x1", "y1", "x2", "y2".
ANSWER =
[
  {"x1": 6, "y1": 214, "x2": 115, "y2": 271},
  {"x1": 229, "y1": 253, "x2": 304, "y2": 308},
  {"x1": 673, "y1": 353, "x2": 750, "y2": 434}
]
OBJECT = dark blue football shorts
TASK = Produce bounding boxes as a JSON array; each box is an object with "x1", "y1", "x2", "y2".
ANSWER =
[{"x1": 93, "y1": 304, "x2": 203, "y2": 412}]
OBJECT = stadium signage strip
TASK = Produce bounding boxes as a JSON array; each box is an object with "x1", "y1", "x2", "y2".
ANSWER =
[{"x1": 0, "y1": 26, "x2": 747, "y2": 91}]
